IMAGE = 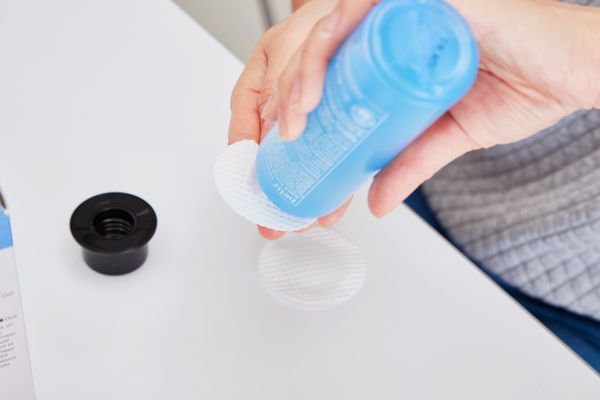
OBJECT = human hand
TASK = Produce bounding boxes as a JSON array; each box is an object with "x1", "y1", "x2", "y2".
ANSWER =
[
  {"x1": 276, "y1": 0, "x2": 600, "y2": 218},
  {"x1": 228, "y1": 0, "x2": 354, "y2": 240}
]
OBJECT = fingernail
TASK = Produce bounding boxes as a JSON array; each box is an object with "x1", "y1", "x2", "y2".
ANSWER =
[
  {"x1": 289, "y1": 80, "x2": 301, "y2": 111},
  {"x1": 367, "y1": 181, "x2": 386, "y2": 218},
  {"x1": 319, "y1": 10, "x2": 341, "y2": 39},
  {"x1": 260, "y1": 118, "x2": 275, "y2": 140},
  {"x1": 317, "y1": 217, "x2": 334, "y2": 228},
  {"x1": 260, "y1": 96, "x2": 277, "y2": 139},
  {"x1": 295, "y1": 221, "x2": 318, "y2": 233},
  {"x1": 281, "y1": 112, "x2": 306, "y2": 141}
]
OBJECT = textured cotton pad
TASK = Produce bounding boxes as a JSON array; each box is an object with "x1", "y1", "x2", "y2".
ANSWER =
[
  {"x1": 259, "y1": 228, "x2": 367, "y2": 309},
  {"x1": 214, "y1": 140, "x2": 316, "y2": 231}
]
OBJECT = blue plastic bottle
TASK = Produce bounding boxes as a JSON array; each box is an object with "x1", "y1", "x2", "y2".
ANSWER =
[{"x1": 256, "y1": 0, "x2": 478, "y2": 218}]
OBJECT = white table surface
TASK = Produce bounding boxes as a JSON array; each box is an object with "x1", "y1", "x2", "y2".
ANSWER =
[{"x1": 0, "y1": 0, "x2": 598, "y2": 398}]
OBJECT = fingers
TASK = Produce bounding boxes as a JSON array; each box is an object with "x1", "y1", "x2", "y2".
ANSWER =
[
  {"x1": 294, "y1": 221, "x2": 319, "y2": 234},
  {"x1": 257, "y1": 4, "x2": 334, "y2": 141},
  {"x1": 259, "y1": 89, "x2": 279, "y2": 141},
  {"x1": 258, "y1": 36, "x2": 301, "y2": 140},
  {"x1": 228, "y1": 51, "x2": 268, "y2": 145},
  {"x1": 229, "y1": 51, "x2": 282, "y2": 237},
  {"x1": 265, "y1": 197, "x2": 352, "y2": 238},
  {"x1": 231, "y1": 1, "x2": 374, "y2": 238},
  {"x1": 278, "y1": 0, "x2": 379, "y2": 140},
  {"x1": 296, "y1": 0, "x2": 377, "y2": 113},
  {"x1": 258, "y1": 225, "x2": 286, "y2": 240},
  {"x1": 368, "y1": 114, "x2": 481, "y2": 217},
  {"x1": 259, "y1": 197, "x2": 352, "y2": 239},
  {"x1": 294, "y1": 197, "x2": 353, "y2": 235},
  {"x1": 276, "y1": 49, "x2": 306, "y2": 140},
  {"x1": 318, "y1": 197, "x2": 353, "y2": 227}
]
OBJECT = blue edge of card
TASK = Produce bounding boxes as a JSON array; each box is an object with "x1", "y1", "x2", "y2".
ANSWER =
[{"x1": 0, "y1": 206, "x2": 12, "y2": 251}]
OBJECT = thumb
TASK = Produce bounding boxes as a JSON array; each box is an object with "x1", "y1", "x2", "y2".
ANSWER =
[{"x1": 368, "y1": 113, "x2": 481, "y2": 217}]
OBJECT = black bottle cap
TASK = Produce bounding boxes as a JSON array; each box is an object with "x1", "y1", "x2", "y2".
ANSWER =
[{"x1": 70, "y1": 192, "x2": 157, "y2": 275}]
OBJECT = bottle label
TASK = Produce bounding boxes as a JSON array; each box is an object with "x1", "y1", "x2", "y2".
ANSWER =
[{"x1": 263, "y1": 50, "x2": 388, "y2": 206}]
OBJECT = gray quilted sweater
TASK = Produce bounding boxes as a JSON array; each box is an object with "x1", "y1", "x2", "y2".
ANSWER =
[{"x1": 421, "y1": 0, "x2": 600, "y2": 322}]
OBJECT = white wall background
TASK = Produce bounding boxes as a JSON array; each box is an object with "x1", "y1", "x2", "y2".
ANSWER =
[{"x1": 175, "y1": 0, "x2": 292, "y2": 61}]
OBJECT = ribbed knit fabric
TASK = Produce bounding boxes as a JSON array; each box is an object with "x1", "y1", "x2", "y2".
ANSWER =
[
  {"x1": 423, "y1": 0, "x2": 600, "y2": 320},
  {"x1": 424, "y1": 105, "x2": 600, "y2": 320}
]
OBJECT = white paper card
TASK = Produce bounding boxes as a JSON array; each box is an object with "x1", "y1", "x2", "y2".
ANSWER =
[{"x1": 0, "y1": 191, "x2": 36, "y2": 400}]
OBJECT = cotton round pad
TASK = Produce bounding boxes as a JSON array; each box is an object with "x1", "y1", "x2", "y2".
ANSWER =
[
  {"x1": 214, "y1": 140, "x2": 316, "y2": 231},
  {"x1": 259, "y1": 228, "x2": 367, "y2": 309}
]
